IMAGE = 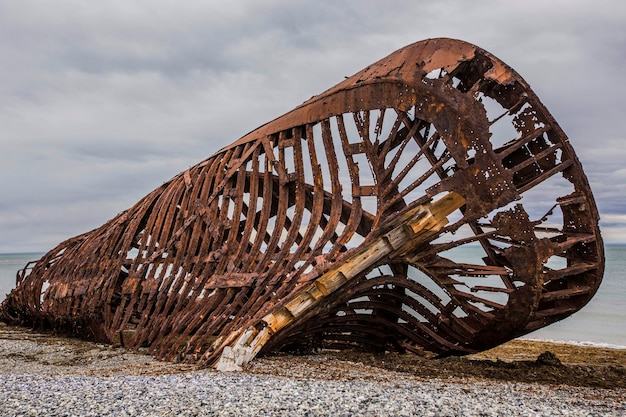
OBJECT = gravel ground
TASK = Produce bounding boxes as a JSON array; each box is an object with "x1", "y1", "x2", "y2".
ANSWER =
[
  {"x1": 3, "y1": 372, "x2": 624, "y2": 417},
  {"x1": 1, "y1": 326, "x2": 624, "y2": 417}
]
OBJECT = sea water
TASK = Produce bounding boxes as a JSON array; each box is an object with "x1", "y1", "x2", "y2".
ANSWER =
[
  {"x1": 0, "y1": 252, "x2": 43, "y2": 300},
  {"x1": 0, "y1": 248, "x2": 624, "y2": 346}
]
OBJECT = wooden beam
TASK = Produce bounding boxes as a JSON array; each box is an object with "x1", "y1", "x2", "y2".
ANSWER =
[{"x1": 215, "y1": 191, "x2": 465, "y2": 371}]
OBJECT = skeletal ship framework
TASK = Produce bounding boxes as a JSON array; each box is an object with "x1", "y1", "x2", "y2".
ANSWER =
[{"x1": 0, "y1": 38, "x2": 604, "y2": 370}]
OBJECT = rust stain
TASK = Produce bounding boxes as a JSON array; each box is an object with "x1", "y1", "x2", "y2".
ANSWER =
[
  {"x1": 0, "y1": 38, "x2": 604, "y2": 370},
  {"x1": 485, "y1": 60, "x2": 516, "y2": 85}
]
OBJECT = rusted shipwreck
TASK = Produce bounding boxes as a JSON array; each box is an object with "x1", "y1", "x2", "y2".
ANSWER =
[{"x1": 0, "y1": 38, "x2": 604, "y2": 370}]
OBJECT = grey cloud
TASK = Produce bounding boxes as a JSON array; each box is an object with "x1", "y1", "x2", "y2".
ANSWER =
[{"x1": 0, "y1": 0, "x2": 625, "y2": 252}]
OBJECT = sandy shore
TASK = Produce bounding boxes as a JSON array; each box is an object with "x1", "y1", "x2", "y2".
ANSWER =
[{"x1": 1, "y1": 324, "x2": 624, "y2": 416}]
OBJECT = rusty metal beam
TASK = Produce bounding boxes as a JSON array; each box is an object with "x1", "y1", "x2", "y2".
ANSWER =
[{"x1": 0, "y1": 38, "x2": 604, "y2": 370}]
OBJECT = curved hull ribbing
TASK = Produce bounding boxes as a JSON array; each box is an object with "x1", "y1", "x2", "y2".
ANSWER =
[{"x1": 1, "y1": 38, "x2": 604, "y2": 370}]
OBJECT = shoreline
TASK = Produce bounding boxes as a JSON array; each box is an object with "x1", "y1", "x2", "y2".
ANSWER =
[
  {"x1": 1, "y1": 324, "x2": 625, "y2": 416},
  {"x1": 520, "y1": 337, "x2": 626, "y2": 351}
]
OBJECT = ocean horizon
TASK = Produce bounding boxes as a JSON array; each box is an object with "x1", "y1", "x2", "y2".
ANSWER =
[{"x1": 1, "y1": 246, "x2": 624, "y2": 348}]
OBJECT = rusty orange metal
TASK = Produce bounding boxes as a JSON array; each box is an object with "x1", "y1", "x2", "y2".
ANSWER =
[{"x1": 0, "y1": 38, "x2": 604, "y2": 370}]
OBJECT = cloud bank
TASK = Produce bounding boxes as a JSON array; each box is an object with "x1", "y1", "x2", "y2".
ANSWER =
[{"x1": 1, "y1": 0, "x2": 625, "y2": 252}]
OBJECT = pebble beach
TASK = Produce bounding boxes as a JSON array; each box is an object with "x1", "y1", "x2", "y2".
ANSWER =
[{"x1": 1, "y1": 325, "x2": 624, "y2": 417}]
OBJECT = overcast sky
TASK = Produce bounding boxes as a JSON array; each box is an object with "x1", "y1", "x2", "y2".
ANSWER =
[{"x1": 1, "y1": 0, "x2": 625, "y2": 253}]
